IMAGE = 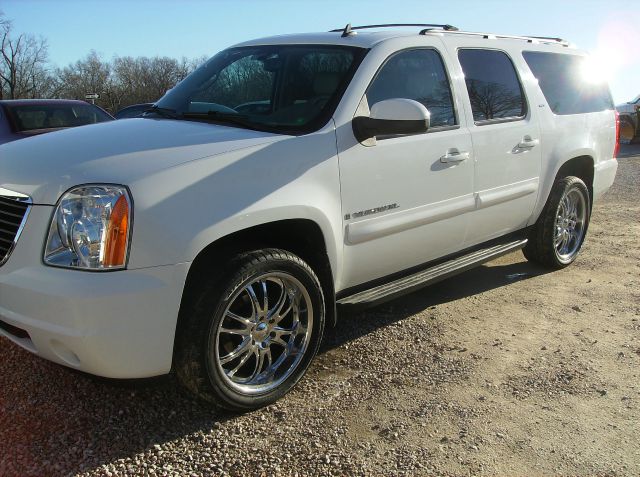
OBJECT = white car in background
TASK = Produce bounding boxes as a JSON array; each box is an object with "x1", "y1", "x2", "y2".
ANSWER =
[{"x1": 0, "y1": 24, "x2": 619, "y2": 411}]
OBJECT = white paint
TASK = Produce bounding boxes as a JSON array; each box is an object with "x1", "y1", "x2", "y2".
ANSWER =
[
  {"x1": 0, "y1": 29, "x2": 618, "y2": 378},
  {"x1": 370, "y1": 98, "x2": 431, "y2": 121}
]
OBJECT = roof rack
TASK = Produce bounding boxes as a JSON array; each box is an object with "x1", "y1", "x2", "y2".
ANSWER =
[
  {"x1": 419, "y1": 28, "x2": 569, "y2": 46},
  {"x1": 328, "y1": 23, "x2": 569, "y2": 47},
  {"x1": 528, "y1": 35, "x2": 568, "y2": 44},
  {"x1": 330, "y1": 23, "x2": 459, "y2": 37}
]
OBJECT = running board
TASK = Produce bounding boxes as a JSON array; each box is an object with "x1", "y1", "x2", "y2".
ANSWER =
[{"x1": 337, "y1": 238, "x2": 528, "y2": 306}]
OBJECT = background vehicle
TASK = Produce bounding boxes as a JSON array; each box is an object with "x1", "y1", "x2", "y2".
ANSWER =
[
  {"x1": 616, "y1": 94, "x2": 639, "y2": 143},
  {"x1": 114, "y1": 103, "x2": 154, "y2": 119},
  {"x1": 0, "y1": 24, "x2": 618, "y2": 412},
  {"x1": 0, "y1": 99, "x2": 114, "y2": 145}
]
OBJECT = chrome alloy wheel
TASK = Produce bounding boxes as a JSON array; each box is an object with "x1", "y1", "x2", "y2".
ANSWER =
[
  {"x1": 554, "y1": 187, "x2": 587, "y2": 264},
  {"x1": 212, "y1": 272, "x2": 313, "y2": 395}
]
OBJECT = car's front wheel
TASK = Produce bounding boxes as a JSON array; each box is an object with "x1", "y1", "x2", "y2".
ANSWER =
[{"x1": 175, "y1": 249, "x2": 325, "y2": 411}]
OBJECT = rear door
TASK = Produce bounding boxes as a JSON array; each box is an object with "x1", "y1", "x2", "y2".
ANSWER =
[{"x1": 444, "y1": 40, "x2": 542, "y2": 245}]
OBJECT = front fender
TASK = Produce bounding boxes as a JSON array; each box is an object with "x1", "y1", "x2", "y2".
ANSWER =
[
  {"x1": 187, "y1": 205, "x2": 341, "y2": 283},
  {"x1": 126, "y1": 125, "x2": 344, "y2": 283}
]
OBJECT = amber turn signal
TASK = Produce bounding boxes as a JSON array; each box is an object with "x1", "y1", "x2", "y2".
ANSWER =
[{"x1": 103, "y1": 195, "x2": 130, "y2": 267}]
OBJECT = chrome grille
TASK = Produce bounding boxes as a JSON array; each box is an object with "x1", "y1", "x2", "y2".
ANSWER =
[{"x1": 0, "y1": 192, "x2": 31, "y2": 266}]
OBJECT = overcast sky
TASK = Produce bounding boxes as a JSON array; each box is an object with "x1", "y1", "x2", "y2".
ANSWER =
[{"x1": 3, "y1": 0, "x2": 639, "y2": 102}]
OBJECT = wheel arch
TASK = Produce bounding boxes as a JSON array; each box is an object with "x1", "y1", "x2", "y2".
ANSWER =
[
  {"x1": 555, "y1": 155, "x2": 595, "y2": 205},
  {"x1": 532, "y1": 153, "x2": 595, "y2": 224},
  {"x1": 174, "y1": 218, "x2": 338, "y2": 361}
]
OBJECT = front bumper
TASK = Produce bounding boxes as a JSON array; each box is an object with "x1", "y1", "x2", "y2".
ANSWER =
[{"x1": 0, "y1": 206, "x2": 189, "y2": 378}]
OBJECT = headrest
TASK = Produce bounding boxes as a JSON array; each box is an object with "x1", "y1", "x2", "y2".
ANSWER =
[{"x1": 313, "y1": 73, "x2": 341, "y2": 96}]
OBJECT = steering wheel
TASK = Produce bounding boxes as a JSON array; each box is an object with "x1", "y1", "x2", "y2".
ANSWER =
[{"x1": 189, "y1": 101, "x2": 238, "y2": 114}]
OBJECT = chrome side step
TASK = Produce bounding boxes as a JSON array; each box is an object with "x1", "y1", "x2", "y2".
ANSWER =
[{"x1": 337, "y1": 239, "x2": 528, "y2": 306}]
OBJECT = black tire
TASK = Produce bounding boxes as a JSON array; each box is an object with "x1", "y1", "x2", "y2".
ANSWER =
[
  {"x1": 523, "y1": 176, "x2": 591, "y2": 269},
  {"x1": 175, "y1": 249, "x2": 325, "y2": 411}
]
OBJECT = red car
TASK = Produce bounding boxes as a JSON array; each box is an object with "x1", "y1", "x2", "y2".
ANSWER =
[{"x1": 0, "y1": 99, "x2": 114, "y2": 146}]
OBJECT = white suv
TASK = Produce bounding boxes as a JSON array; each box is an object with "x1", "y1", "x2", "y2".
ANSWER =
[{"x1": 0, "y1": 24, "x2": 619, "y2": 410}]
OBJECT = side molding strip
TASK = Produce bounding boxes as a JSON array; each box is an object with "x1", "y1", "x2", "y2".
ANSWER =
[
  {"x1": 345, "y1": 194, "x2": 475, "y2": 245},
  {"x1": 344, "y1": 178, "x2": 539, "y2": 246},
  {"x1": 476, "y1": 177, "x2": 539, "y2": 209}
]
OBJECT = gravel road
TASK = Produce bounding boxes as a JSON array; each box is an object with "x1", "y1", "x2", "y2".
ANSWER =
[{"x1": 1, "y1": 149, "x2": 639, "y2": 477}]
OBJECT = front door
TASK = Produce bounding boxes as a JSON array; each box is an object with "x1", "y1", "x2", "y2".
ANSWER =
[{"x1": 336, "y1": 46, "x2": 475, "y2": 289}]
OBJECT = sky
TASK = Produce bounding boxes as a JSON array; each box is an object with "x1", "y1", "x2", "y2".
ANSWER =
[{"x1": 2, "y1": 0, "x2": 639, "y2": 103}]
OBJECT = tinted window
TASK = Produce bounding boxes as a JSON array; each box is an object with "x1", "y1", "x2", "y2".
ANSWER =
[
  {"x1": 523, "y1": 51, "x2": 613, "y2": 115},
  {"x1": 458, "y1": 49, "x2": 526, "y2": 122},
  {"x1": 157, "y1": 45, "x2": 365, "y2": 133},
  {"x1": 190, "y1": 54, "x2": 276, "y2": 108},
  {"x1": 5, "y1": 103, "x2": 112, "y2": 131},
  {"x1": 367, "y1": 49, "x2": 456, "y2": 128}
]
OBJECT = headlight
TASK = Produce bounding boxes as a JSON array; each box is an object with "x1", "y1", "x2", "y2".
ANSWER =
[{"x1": 44, "y1": 185, "x2": 132, "y2": 270}]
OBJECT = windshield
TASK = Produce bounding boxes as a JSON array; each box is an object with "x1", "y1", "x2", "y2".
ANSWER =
[
  {"x1": 5, "y1": 103, "x2": 113, "y2": 132},
  {"x1": 155, "y1": 45, "x2": 366, "y2": 134}
]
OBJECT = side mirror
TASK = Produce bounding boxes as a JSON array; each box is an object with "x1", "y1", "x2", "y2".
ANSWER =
[{"x1": 352, "y1": 98, "x2": 430, "y2": 143}]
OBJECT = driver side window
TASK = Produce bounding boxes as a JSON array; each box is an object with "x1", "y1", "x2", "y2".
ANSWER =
[{"x1": 367, "y1": 49, "x2": 457, "y2": 128}]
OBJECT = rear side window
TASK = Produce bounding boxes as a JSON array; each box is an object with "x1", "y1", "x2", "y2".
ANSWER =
[
  {"x1": 367, "y1": 49, "x2": 456, "y2": 128},
  {"x1": 523, "y1": 51, "x2": 613, "y2": 115},
  {"x1": 458, "y1": 49, "x2": 527, "y2": 122}
]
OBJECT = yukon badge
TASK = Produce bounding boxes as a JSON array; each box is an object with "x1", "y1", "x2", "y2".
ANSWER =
[{"x1": 345, "y1": 203, "x2": 399, "y2": 220}]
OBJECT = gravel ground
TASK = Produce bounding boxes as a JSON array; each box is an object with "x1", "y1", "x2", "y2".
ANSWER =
[
  {"x1": 1, "y1": 149, "x2": 639, "y2": 477},
  {"x1": 618, "y1": 142, "x2": 640, "y2": 158}
]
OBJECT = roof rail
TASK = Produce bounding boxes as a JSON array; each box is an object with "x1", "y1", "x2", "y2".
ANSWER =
[
  {"x1": 330, "y1": 23, "x2": 459, "y2": 36},
  {"x1": 528, "y1": 35, "x2": 568, "y2": 43},
  {"x1": 420, "y1": 29, "x2": 569, "y2": 47},
  {"x1": 328, "y1": 24, "x2": 569, "y2": 47}
]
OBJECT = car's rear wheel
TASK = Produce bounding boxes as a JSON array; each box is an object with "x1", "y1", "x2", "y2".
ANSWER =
[
  {"x1": 175, "y1": 249, "x2": 325, "y2": 411},
  {"x1": 523, "y1": 176, "x2": 590, "y2": 269}
]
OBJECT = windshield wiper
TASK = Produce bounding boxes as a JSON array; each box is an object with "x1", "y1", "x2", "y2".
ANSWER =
[
  {"x1": 143, "y1": 105, "x2": 180, "y2": 119},
  {"x1": 180, "y1": 110, "x2": 258, "y2": 130}
]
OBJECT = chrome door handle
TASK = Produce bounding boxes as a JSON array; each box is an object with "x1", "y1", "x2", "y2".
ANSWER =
[
  {"x1": 517, "y1": 136, "x2": 539, "y2": 149},
  {"x1": 440, "y1": 150, "x2": 470, "y2": 163}
]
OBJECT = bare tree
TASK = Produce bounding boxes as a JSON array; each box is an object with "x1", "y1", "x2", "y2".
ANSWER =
[
  {"x1": 56, "y1": 51, "x2": 112, "y2": 106},
  {"x1": 465, "y1": 79, "x2": 524, "y2": 120},
  {"x1": 0, "y1": 11, "x2": 206, "y2": 111},
  {"x1": 112, "y1": 55, "x2": 197, "y2": 108},
  {"x1": 0, "y1": 13, "x2": 52, "y2": 99}
]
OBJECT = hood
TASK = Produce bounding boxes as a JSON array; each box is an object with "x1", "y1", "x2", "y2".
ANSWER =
[{"x1": 0, "y1": 117, "x2": 283, "y2": 204}]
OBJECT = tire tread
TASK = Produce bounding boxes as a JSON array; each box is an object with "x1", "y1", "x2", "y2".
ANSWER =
[
  {"x1": 523, "y1": 176, "x2": 590, "y2": 269},
  {"x1": 175, "y1": 248, "x2": 324, "y2": 411}
]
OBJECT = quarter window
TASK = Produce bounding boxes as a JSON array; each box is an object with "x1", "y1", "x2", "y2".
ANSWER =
[
  {"x1": 458, "y1": 49, "x2": 526, "y2": 122},
  {"x1": 367, "y1": 49, "x2": 456, "y2": 128},
  {"x1": 523, "y1": 51, "x2": 613, "y2": 115}
]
